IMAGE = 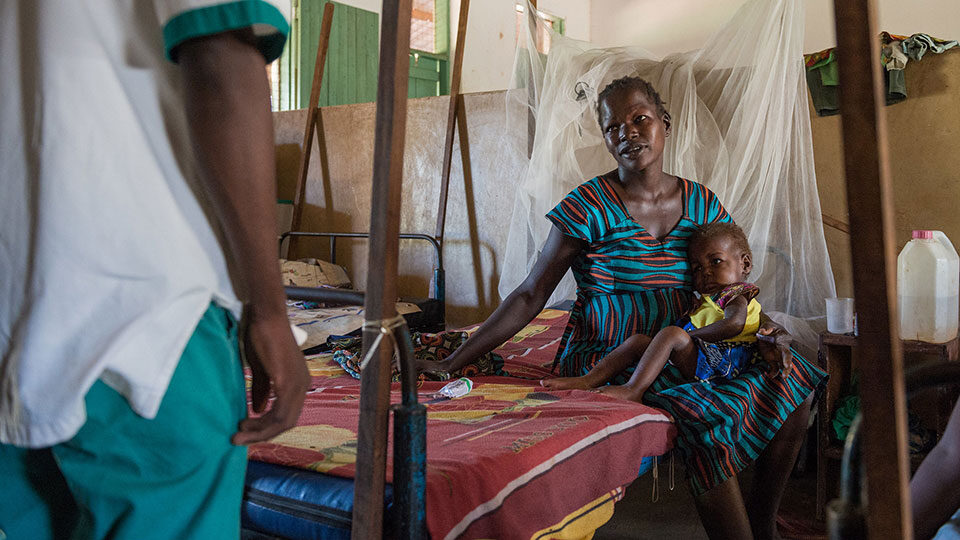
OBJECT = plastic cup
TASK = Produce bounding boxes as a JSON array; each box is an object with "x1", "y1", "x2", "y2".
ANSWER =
[{"x1": 826, "y1": 297, "x2": 855, "y2": 334}]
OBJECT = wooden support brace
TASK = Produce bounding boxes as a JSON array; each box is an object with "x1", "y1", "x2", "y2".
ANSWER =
[
  {"x1": 526, "y1": 0, "x2": 538, "y2": 157},
  {"x1": 289, "y1": 2, "x2": 335, "y2": 255},
  {"x1": 822, "y1": 213, "x2": 851, "y2": 234},
  {"x1": 351, "y1": 1, "x2": 413, "y2": 538},
  {"x1": 832, "y1": 1, "x2": 912, "y2": 538},
  {"x1": 434, "y1": 0, "x2": 470, "y2": 245}
]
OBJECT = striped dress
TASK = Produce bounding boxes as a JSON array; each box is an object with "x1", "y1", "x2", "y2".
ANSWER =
[{"x1": 547, "y1": 175, "x2": 826, "y2": 495}]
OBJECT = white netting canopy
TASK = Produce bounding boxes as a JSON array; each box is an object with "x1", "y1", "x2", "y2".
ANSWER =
[{"x1": 500, "y1": 0, "x2": 836, "y2": 348}]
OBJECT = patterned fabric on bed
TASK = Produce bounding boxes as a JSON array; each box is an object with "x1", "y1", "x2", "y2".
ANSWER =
[{"x1": 250, "y1": 309, "x2": 675, "y2": 539}]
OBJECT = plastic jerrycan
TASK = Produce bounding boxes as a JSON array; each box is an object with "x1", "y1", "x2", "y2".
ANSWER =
[{"x1": 898, "y1": 230, "x2": 960, "y2": 343}]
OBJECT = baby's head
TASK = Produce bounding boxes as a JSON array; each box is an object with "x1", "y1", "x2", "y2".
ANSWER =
[{"x1": 688, "y1": 222, "x2": 753, "y2": 294}]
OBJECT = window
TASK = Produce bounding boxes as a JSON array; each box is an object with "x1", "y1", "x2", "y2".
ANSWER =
[
  {"x1": 515, "y1": 3, "x2": 565, "y2": 55},
  {"x1": 411, "y1": 0, "x2": 439, "y2": 53},
  {"x1": 409, "y1": 0, "x2": 450, "y2": 98}
]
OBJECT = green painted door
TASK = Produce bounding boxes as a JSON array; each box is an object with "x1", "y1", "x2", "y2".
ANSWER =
[
  {"x1": 408, "y1": 52, "x2": 445, "y2": 98},
  {"x1": 298, "y1": 0, "x2": 379, "y2": 108}
]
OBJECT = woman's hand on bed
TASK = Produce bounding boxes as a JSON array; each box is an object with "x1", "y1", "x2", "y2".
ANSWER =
[
  {"x1": 232, "y1": 306, "x2": 310, "y2": 446},
  {"x1": 415, "y1": 357, "x2": 450, "y2": 374},
  {"x1": 756, "y1": 324, "x2": 793, "y2": 378}
]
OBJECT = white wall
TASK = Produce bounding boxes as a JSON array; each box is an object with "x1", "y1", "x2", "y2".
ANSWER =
[
  {"x1": 334, "y1": 0, "x2": 381, "y2": 14},
  {"x1": 589, "y1": 0, "x2": 960, "y2": 57},
  {"x1": 450, "y1": 0, "x2": 592, "y2": 93}
]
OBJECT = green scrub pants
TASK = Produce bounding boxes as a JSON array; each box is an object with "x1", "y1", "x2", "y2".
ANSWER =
[{"x1": 0, "y1": 303, "x2": 247, "y2": 540}]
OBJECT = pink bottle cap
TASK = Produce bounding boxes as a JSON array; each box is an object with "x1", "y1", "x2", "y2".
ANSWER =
[{"x1": 912, "y1": 230, "x2": 933, "y2": 239}]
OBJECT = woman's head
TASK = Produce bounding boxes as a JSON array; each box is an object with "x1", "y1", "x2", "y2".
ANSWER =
[
  {"x1": 688, "y1": 222, "x2": 753, "y2": 294},
  {"x1": 596, "y1": 77, "x2": 671, "y2": 174}
]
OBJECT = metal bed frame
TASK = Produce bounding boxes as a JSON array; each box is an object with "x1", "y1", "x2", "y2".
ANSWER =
[{"x1": 280, "y1": 230, "x2": 445, "y2": 334}]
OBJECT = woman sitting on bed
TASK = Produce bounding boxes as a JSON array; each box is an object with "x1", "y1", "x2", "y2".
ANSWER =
[{"x1": 419, "y1": 76, "x2": 826, "y2": 540}]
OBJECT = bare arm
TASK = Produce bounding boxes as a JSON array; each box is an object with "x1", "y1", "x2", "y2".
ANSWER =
[
  {"x1": 434, "y1": 226, "x2": 585, "y2": 372},
  {"x1": 178, "y1": 30, "x2": 309, "y2": 445},
  {"x1": 687, "y1": 295, "x2": 748, "y2": 342},
  {"x1": 756, "y1": 311, "x2": 793, "y2": 376},
  {"x1": 911, "y1": 398, "x2": 960, "y2": 540}
]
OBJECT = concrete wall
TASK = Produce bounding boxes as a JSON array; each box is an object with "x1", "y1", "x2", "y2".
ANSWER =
[
  {"x1": 811, "y1": 49, "x2": 960, "y2": 298},
  {"x1": 275, "y1": 91, "x2": 528, "y2": 327},
  {"x1": 589, "y1": 0, "x2": 959, "y2": 57}
]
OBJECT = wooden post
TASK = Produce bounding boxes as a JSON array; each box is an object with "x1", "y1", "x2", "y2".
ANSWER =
[
  {"x1": 289, "y1": 2, "x2": 335, "y2": 255},
  {"x1": 351, "y1": 1, "x2": 413, "y2": 538},
  {"x1": 832, "y1": 1, "x2": 912, "y2": 538},
  {"x1": 526, "y1": 0, "x2": 538, "y2": 157},
  {"x1": 434, "y1": 0, "x2": 470, "y2": 244}
]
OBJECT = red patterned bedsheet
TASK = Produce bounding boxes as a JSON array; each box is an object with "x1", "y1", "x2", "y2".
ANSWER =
[{"x1": 248, "y1": 309, "x2": 675, "y2": 539}]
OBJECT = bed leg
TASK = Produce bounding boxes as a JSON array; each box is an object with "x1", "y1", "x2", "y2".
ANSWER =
[{"x1": 393, "y1": 404, "x2": 427, "y2": 538}]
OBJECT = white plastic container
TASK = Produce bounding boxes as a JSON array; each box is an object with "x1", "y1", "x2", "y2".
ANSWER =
[{"x1": 898, "y1": 230, "x2": 960, "y2": 343}]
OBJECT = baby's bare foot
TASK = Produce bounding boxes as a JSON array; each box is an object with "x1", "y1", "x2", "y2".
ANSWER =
[
  {"x1": 541, "y1": 376, "x2": 595, "y2": 390},
  {"x1": 598, "y1": 384, "x2": 643, "y2": 402}
]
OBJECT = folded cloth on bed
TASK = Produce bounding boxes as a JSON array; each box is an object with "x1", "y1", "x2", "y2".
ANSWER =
[
  {"x1": 288, "y1": 302, "x2": 421, "y2": 350},
  {"x1": 280, "y1": 258, "x2": 352, "y2": 289},
  {"x1": 329, "y1": 331, "x2": 505, "y2": 382}
]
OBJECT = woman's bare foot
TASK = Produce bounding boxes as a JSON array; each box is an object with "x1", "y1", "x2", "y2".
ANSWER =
[
  {"x1": 541, "y1": 376, "x2": 597, "y2": 390},
  {"x1": 598, "y1": 384, "x2": 643, "y2": 402}
]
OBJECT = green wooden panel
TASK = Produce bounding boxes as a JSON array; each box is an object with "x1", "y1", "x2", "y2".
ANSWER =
[
  {"x1": 344, "y1": 9, "x2": 357, "y2": 104},
  {"x1": 360, "y1": 13, "x2": 378, "y2": 103},
  {"x1": 298, "y1": 0, "x2": 379, "y2": 108},
  {"x1": 408, "y1": 52, "x2": 444, "y2": 98},
  {"x1": 328, "y1": 3, "x2": 343, "y2": 105},
  {"x1": 434, "y1": 0, "x2": 449, "y2": 54}
]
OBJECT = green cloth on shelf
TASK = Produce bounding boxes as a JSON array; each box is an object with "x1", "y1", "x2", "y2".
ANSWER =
[
  {"x1": 805, "y1": 57, "x2": 905, "y2": 117},
  {"x1": 832, "y1": 393, "x2": 860, "y2": 441}
]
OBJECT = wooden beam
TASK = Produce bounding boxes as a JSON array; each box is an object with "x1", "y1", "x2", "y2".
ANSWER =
[
  {"x1": 822, "y1": 213, "x2": 851, "y2": 234},
  {"x1": 434, "y1": 0, "x2": 470, "y2": 244},
  {"x1": 832, "y1": 1, "x2": 912, "y2": 538},
  {"x1": 351, "y1": 1, "x2": 413, "y2": 539},
  {"x1": 290, "y1": 2, "x2": 335, "y2": 255},
  {"x1": 526, "y1": 0, "x2": 538, "y2": 157}
]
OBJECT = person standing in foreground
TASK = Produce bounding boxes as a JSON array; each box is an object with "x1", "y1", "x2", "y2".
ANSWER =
[{"x1": 0, "y1": 2, "x2": 309, "y2": 538}]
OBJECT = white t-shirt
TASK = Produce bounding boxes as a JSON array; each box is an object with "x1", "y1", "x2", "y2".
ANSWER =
[{"x1": 0, "y1": 0, "x2": 290, "y2": 447}]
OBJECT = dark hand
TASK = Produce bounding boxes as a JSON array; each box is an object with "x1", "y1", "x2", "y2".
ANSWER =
[
  {"x1": 233, "y1": 306, "x2": 310, "y2": 445},
  {"x1": 415, "y1": 356, "x2": 449, "y2": 374},
  {"x1": 756, "y1": 324, "x2": 793, "y2": 377}
]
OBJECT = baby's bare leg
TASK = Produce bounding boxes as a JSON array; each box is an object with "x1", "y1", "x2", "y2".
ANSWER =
[
  {"x1": 543, "y1": 334, "x2": 652, "y2": 390},
  {"x1": 601, "y1": 327, "x2": 697, "y2": 402}
]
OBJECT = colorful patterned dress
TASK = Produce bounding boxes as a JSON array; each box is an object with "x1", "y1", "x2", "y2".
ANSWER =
[{"x1": 547, "y1": 175, "x2": 826, "y2": 495}]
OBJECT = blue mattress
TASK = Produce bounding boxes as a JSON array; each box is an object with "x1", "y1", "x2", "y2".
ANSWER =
[{"x1": 242, "y1": 461, "x2": 394, "y2": 540}]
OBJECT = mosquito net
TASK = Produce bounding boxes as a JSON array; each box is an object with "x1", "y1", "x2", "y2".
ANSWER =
[{"x1": 500, "y1": 0, "x2": 837, "y2": 347}]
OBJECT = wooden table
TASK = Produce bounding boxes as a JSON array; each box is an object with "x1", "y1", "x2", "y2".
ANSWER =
[{"x1": 816, "y1": 331, "x2": 959, "y2": 519}]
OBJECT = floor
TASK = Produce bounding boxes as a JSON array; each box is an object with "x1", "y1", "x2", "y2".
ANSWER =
[
  {"x1": 595, "y1": 434, "x2": 826, "y2": 540},
  {"x1": 595, "y1": 460, "x2": 708, "y2": 540}
]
